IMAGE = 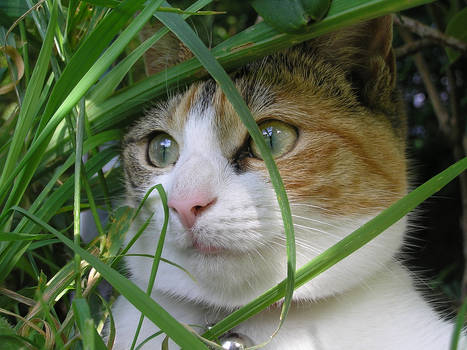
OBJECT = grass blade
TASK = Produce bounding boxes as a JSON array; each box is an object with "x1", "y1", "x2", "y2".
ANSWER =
[
  {"x1": 88, "y1": 0, "x2": 213, "y2": 104},
  {"x1": 155, "y1": 2, "x2": 296, "y2": 330},
  {"x1": 0, "y1": 147, "x2": 118, "y2": 283},
  {"x1": 131, "y1": 185, "x2": 169, "y2": 350},
  {"x1": 0, "y1": 0, "x2": 157, "y2": 220},
  {"x1": 72, "y1": 298, "x2": 107, "y2": 350},
  {"x1": 73, "y1": 99, "x2": 86, "y2": 298},
  {"x1": 0, "y1": 233, "x2": 54, "y2": 241},
  {"x1": 0, "y1": 0, "x2": 57, "y2": 215},
  {"x1": 450, "y1": 296, "x2": 467, "y2": 350}
]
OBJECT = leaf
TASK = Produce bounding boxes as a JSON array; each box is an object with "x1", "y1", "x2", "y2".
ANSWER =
[
  {"x1": 81, "y1": 0, "x2": 121, "y2": 7},
  {"x1": 130, "y1": 185, "x2": 169, "y2": 349},
  {"x1": 106, "y1": 207, "x2": 135, "y2": 257},
  {"x1": 88, "y1": 0, "x2": 212, "y2": 104},
  {"x1": 73, "y1": 98, "x2": 86, "y2": 298},
  {"x1": 0, "y1": 0, "x2": 154, "y2": 224},
  {"x1": 0, "y1": 0, "x2": 28, "y2": 28},
  {"x1": 445, "y1": 7, "x2": 467, "y2": 63},
  {"x1": 250, "y1": 0, "x2": 331, "y2": 33},
  {"x1": 0, "y1": 0, "x2": 57, "y2": 206},
  {"x1": 0, "y1": 233, "x2": 54, "y2": 242},
  {"x1": 450, "y1": 296, "x2": 467, "y2": 350},
  {"x1": 0, "y1": 334, "x2": 32, "y2": 349},
  {"x1": 0, "y1": 147, "x2": 118, "y2": 283},
  {"x1": 72, "y1": 298, "x2": 107, "y2": 350},
  {"x1": 301, "y1": 0, "x2": 332, "y2": 21},
  {"x1": 0, "y1": 46, "x2": 24, "y2": 95},
  {"x1": 250, "y1": 0, "x2": 309, "y2": 33},
  {"x1": 154, "y1": 1, "x2": 296, "y2": 331}
]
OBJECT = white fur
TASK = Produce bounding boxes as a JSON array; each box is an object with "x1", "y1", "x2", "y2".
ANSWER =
[{"x1": 111, "y1": 107, "x2": 458, "y2": 349}]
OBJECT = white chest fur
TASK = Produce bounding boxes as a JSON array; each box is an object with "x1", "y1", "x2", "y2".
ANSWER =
[{"x1": 111, "y1": 260, "x2": 455, "y2": 349}]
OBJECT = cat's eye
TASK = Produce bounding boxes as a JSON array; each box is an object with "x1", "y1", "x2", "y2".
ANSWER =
[
  {"x1": 250, "y1": 120, "x2": 297, "y2": 159},
  {"x1": 148, "y1": 133, "x2": 179, "y2": 168}
]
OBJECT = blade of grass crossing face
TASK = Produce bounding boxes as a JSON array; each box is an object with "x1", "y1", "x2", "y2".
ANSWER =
[
  {"x1": 132, "y1": 184, "x2": 164, "y2": 220},
  {"x1": 154, "y1": 4, "x2": 296, "y2": 329},
  {"x1": 131, "y1": 185, "x2": 169, "y2": 350},
  {"x1": 114, "y1": 213, "x2": 154, "y2": 266},
  {"x1": 203, "y1": 157, "x2": 467, "y2": 339},
  {"x1": 12, "y1": 207, "x2": 209, "y2": 350},
  {"x1": 135, "y1": 331, "x2": 164, "y2": 350}
]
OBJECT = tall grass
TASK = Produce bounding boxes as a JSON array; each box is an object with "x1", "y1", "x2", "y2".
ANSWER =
[{"x1": 0, "y1": 0, "x2": 465, "y2": 349}]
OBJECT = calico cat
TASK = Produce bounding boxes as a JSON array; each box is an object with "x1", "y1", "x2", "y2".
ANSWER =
[{"x1": 111, "y1": 16, "x2": 457, "y2": 349}]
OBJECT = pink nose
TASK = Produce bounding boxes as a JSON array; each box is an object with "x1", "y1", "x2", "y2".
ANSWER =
[{"x1": 168, "y1": 194, "x2": 216, "y2": 229}]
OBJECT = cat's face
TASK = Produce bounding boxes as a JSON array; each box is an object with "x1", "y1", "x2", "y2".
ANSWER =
[{"x1": 122, "y1": 17, "x2": 408, "y2": 307}]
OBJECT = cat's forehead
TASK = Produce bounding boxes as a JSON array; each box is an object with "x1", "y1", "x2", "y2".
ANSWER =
[
  {"x1": 125, "y1": 49, "x2": 363, "y2": 148},
  {"x1": 125, "y1": 74, "x2": 278, "y2": 157}
]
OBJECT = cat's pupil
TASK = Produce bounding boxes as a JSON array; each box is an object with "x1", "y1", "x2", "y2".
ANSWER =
[
  {"x1": 159, "y1": 139, "x2": 170, "y2": 160},
  {"x1": 263, "y1": 126, "x2": 276, "y2": 149}
]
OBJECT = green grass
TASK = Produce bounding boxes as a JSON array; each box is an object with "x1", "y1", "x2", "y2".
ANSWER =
[{"x1": 0, "y1": 0, "x2": 465, "y2": 349}]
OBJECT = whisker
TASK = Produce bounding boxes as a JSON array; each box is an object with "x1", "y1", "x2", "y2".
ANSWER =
[
  {"x1": 293, "y1": 223, "x2": 342, "y2": 240},
  {"x1": 291, "y1": 214, "x2": 340, "y2": 229}
]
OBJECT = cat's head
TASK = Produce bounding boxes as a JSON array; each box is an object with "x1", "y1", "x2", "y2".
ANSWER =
[{"x1": 122, "y1": 16, "x2": 408, "y2": 307}]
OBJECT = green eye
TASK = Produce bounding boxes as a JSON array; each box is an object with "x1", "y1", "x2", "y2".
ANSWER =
[
  {"x1": 250, "y1": 120, "x2": 297, "y2": 159},
  {"x1": 148, "y1": 133, "x2": 179, "y2": 168}
]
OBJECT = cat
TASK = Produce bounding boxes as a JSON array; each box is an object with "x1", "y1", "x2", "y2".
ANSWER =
[{"x1": 110, "y1": 16, "x2": 459, "y2": 349}]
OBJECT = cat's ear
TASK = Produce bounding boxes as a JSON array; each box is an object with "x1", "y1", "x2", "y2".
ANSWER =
[
  {"x1": 320, "y1": 15, "x2": 395, "y2": 83},
  {"x1": 315, "y1": 15, "x2": 397, "y2": 111},
  {"x1": 139, "y1": 21, "x2": 193, "y2": 76}
]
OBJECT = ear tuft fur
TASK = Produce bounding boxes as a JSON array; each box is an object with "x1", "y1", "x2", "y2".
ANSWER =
[
  {"x1": 139, "y1": 21, "x2": 193, "y2": 76},
  {"x1": 310, "y1": 16, "x2": 401, "y2": 120},
  {"x1": 315, "y1": 15, "x2": 395, "y2": 85}
]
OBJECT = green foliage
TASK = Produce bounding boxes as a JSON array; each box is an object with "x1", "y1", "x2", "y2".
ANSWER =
[
  {"x1": 250, "y1": 0, "x2": 331, "y2": 32},
  {"x1": 445, "y1": 7, "x2": 467, "y2": 63},
  {"x1": 0, "y1": 0, "x2": 464, "y2": 349},
  {"x1": 0, "y1": 0, "x2": 29, "y2": 28}
]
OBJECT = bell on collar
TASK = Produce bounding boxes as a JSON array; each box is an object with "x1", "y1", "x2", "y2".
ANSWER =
[{"x1": 218, "y1": 332, "x2": 254, "y2": 350}]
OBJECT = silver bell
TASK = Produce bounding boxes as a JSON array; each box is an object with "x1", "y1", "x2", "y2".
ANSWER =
[{"x1": 218, "y1": 332, "x2": 254, "y2": 350}]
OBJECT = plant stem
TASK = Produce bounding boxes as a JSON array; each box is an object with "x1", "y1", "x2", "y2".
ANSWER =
[{"x1": 73, "y1": 98, "x2": 85, "y2": 298}]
